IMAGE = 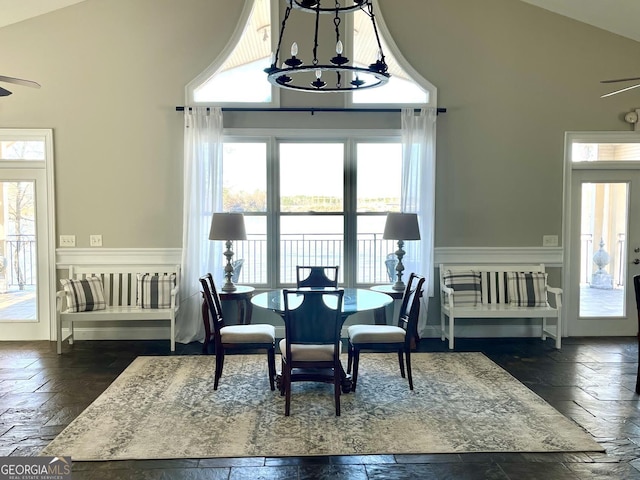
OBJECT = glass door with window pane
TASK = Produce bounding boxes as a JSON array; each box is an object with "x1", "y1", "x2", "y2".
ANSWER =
[
  {"x1": 0, "y1": 180, "x2": 36, "y2": 321},
  {"x1": 0, "y1": 132, "x2": 55, "y2": 341},
  {"x1": 568, "y1": 170, "x2": 640, "y2": 336}
]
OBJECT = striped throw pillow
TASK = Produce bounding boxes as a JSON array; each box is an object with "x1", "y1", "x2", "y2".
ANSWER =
[
  {"x1": 506, "y1": 272, "x2": 548, "y2": 307},
  {"x1": 443, "y1": 270, "x2": 481, "y2": 306},
  {"x1": 137, "y1": 273, "x2": 176, "y2": 309},
  {"x1": 60, "y1": 277, "x2": 106, "y2": 312}
]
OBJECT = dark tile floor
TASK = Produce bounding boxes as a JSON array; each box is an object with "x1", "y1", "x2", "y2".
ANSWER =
[{"x1": 1, "y1": 336, "x2": 639, "y2": 479}]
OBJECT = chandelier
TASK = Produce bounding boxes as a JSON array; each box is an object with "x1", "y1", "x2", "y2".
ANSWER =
[{"x1": 264, "y1": 0, "x2": 390, "y2": 93}]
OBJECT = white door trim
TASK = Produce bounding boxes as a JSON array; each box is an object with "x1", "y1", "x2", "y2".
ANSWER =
[
  {"x1": 563, "y1": 131, "x2": 640, "y2": 337},
  {"x1": 0, "y1": 129, "x2": 56, "y2": 341}
]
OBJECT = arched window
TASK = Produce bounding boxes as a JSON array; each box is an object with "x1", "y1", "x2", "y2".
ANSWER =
[
  {"x1": 187, "y1": 0, "x2": 436, "y2": 108},
  {"x1": 186, "y1": 0, "x2": 275, "y2": 106}
]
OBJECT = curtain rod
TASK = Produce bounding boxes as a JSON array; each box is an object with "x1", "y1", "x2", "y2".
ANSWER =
[{"x1": 175, "y1": 106, "x2": 447, "y2": 114}]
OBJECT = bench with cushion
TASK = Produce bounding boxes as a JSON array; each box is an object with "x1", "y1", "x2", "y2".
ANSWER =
[
  {"x1": 439, "y1": 263, "x2": 562, "y2": 349},
  {"x1": 56, "y1": 264, "x2": 180, "y2": 354}
]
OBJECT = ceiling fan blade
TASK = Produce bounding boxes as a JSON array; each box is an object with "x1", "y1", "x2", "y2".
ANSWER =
[
  {"x1": 601, "y1": 82, "x2": 640, "y2": 98},
  {"x1": 0, "y1": 75, "x2": 40, "y2": 89},
  {"x1": 601, "y1": 76, "x2": 640, "y2": 84},
  {"x1": 0, "y1": 86, "x2": 12, "y2": 97}
]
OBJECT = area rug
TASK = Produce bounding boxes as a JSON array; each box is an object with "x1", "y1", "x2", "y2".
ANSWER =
[{"x1": 41, "y1": 352, "x2": 602, "y2": 460}]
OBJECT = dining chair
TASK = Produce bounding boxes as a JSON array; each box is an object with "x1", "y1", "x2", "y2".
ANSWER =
[
  {"x1": 634, "y1": 274, "x2": 640, "y2": 394},
  {"x1": 280, "y1": 288, "x2": 345, "y2": 416},
  {"x1": 200, "y1": 273, "x2": 276, "y2": 391},
  {"x1": 346, "y1": 272, "x2": 425, "y2": 391},
  {"x1": 296, "y1": 266, "x2": 339, "y2": 288}
]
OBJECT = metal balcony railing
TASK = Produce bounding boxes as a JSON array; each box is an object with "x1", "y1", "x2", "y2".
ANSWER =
[
  {"x1": 3, "y1": 235, "x2": 36, "y2": 288},
  {"x1": 233, "y1": 233, "x2": 396, "y2": 285}
]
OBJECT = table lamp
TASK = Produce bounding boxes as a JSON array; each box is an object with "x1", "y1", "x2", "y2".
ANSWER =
[
  {"x1": 383, "y1": 212, "x2": 421, "y2": 291},
  {"x1": 209, "y1": 213, "x2": 247, "y2": 292}
]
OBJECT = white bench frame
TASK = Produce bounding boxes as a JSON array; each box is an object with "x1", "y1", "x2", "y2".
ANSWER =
[
  {"x1": 439, "y1": 264, "x2": 562, "y2": 350},
  {"x1": 56, "y1": 264, "x2": 181, "y2": 354}
]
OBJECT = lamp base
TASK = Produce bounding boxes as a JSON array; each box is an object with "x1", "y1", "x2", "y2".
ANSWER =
[
  {"x1": 222, "y1": 240, "x2": 237, "y2": 293},
  {"x1": 391, "y1": 240, "x2": 406, "y2": 293},
  {"x1": 221, "y1": 282, "x2": 237, "y2": 293}
]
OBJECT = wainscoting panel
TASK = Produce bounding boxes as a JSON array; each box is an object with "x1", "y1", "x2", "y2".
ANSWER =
[
  {"x1": 56, "y1": 246, "x2": 564, "y2": 345},
  {"x1": 435, "y1": 247, "x2": 563, "y2": 266}
]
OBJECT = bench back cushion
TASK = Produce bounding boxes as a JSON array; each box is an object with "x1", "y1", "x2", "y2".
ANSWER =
[
  {"x1": 137, "y1": 273, "x2": 177, "y2": 308},
  {"x1": 66, "y1": 264, "x2": 180, "y2": 308},
  {"x1": 442, "y1": 270, "x2": 481, "y2": 305},
  {"x1": 441, "y1": 264, "x2": 548, "y2": 306},
  {"x1": 506, "y1": 272, "x2": 548, "y2": 307},
  {"x1": 60, "y1": 277, "x2": 107, "y2": 312}
]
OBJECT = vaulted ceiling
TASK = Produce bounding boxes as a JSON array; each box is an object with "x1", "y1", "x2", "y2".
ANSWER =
[
  {"x1": 0, "y1": 0, "x2": 85, "y2": 29},
  {"x1": 1, "y1": 0, "x2": 640, "y2": 43}
]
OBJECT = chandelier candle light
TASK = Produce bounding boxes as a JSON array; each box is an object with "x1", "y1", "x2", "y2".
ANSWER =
[
  {"x1": 383, "y1": 212, "x2": 421, "y2": 291},
  {"x1": 265, "y1": 0, "x2": 390, "y2": 92},
  {"x1": 209, "y1": 213, "x2": 247, "y2": 292}
]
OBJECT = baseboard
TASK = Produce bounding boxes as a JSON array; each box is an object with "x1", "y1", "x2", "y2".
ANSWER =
[{"x1": 420, "y1": 322, "x2": 555, "y2": 339}]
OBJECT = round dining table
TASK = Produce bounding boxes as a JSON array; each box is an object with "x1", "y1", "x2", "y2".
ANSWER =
[{"x1": 251, "y1": 287, "x2": 393, "y2": 319}]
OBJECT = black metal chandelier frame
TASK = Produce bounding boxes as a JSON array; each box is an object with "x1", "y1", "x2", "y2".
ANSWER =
[{"x1": 264, "y1": 0, "x2": 390, "y2": 93}]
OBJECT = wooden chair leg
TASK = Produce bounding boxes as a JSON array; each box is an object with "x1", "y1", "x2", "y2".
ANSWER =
[
  {"x1": 214, "y1": 349, "x2": 224, "y2": 390},
  {"x1": 405, "y1": 348, "x2": 413, "y2": 390},
  {"x1": 398, "y1": 350, "x2": 406, "y2": 378},
  {"x1": 346, "y1": 343, "x2": 353, "y2": 374},
  {"x1": 352, "y1": 349, "x2": 360, "y2": 392},
  {"x1": 267, "y1": 347, "x2": 276, "y2": 391},
  {"x1": 284, "y1": 362, "x2": 292, "y2": 416},
  {"x1": 279, "y1": 358, "x2": 286, "y2": 396},
  {"x1": 636, "y1": 331, "x2": 640, "y2": 394},
  {"x1": 334, "y1": 367, "x2": 341, "y2": 416}
]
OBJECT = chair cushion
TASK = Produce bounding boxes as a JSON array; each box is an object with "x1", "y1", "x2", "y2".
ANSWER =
[
  {"x1": 347, "y1": 325, "x2": 406, "y2": 344},
  {"x1": 60, "y1": 277, "x2": 106, "y2": 312},
  {"x1": 279, "y1": 338, "x2": 341, "y2": 362},
  {"x1": 220, "y1": 324, "x2": 275, "y2": 344}
]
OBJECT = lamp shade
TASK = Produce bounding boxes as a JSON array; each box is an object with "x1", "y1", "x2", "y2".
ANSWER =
[
  {"x1": 209, "y1": 213, "x2": 247, "y2": 241},
  {"x1": 383, "y1": 212, "x2": 421, "y2": 241}
]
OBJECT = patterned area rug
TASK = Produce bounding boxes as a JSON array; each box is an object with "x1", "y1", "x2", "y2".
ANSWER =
[{"x1": 41, "y1": 352, "x2": 602, "y2": 460}]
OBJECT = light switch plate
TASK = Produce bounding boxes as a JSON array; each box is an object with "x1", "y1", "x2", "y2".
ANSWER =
[
  {"x1": 90, "y1": 234, "x2": 102, "y2": 247},
  {"x1": 543, "y1": 235, "x2": 558, "y2": 247},
  {"x1": 60, "y1": 235, "x2": 76, "y2": 247}
]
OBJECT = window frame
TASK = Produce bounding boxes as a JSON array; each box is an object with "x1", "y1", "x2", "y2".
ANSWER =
[{"x1": 223, "y1": 128, "x2": 401, "y2": 288}]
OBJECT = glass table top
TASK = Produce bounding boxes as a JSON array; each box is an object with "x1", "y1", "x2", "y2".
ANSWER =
[{"x1": 251, "y1": 288, "x2": 393, "y2": 316}]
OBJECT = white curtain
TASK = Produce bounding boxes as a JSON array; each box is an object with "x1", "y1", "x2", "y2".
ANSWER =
[
  {"x1": 176, "y1": 107, "x2": 224, "y2": 344},
  {"x1": 401, "y1": 107, "x2": 437, "y2": 336}
]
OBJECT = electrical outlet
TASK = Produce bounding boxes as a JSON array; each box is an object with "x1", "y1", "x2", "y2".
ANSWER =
[
  {"x1": 543, "y1": 235, "x2": 558, "y2": 247},
  {"x1": 90, "y1": 234, "x2": 102, "y2": 247},
  {"x1": 59, "y1": 235, "x2": 76, "y2": 247}
]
